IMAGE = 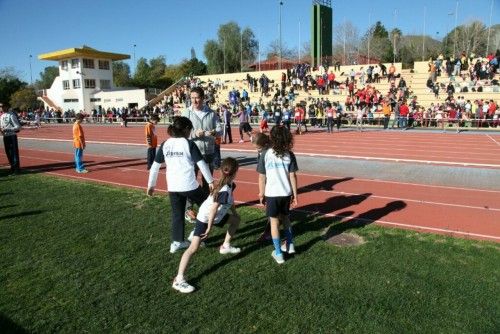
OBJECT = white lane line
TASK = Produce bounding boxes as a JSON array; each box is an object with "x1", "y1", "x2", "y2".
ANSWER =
[
  {"x1": 17, "y1": 148, "x2": 500, "y2": 194},
  {"x1": 20, "y1": 154, "x2": 500, "y2": 212},
  {"x1": 487, "y1": 134, "x2": 500, "y2": 147},
  {"x1": 219, "y1": 147, "x2": 500, "y2": 168},
  {"x1": 36, "y1": 170, "x2": 500, "y2": 242},
  {"x1": 19, "y1": 137, "x2": 500, "y2": 168}
]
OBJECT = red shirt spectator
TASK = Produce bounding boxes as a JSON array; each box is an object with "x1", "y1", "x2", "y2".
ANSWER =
[{"x1": 399, "y1": 103, "x2": 409, "y2": 117}]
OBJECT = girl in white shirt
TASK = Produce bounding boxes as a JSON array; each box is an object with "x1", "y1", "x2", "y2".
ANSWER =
[
  {"x1": 147, "y1": 116, "x2": 214, "y2": 254},
  {"x1": 173, "y1": 157, "x2": 241, "y2": 293}
]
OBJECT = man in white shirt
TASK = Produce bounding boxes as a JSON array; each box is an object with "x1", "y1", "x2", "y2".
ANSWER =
[{"x1": 0, "y1": 105, "x2": 21, "y2": 173}]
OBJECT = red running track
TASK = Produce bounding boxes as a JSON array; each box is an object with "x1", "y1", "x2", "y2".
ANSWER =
[
  {"x1": 18, "y1": 124, "x2": 500, "y2": 168},
  {"x1": 2, "y1": 147, "x2": 499, "y2": 243}
]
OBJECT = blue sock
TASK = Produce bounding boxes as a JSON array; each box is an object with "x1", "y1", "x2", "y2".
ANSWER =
[
  {"x1": 284, "y1": 227, "x2": 293, "y2": 246},
  {"x1": 272, "y1": 238, "x2": 282, "y2": 255}
]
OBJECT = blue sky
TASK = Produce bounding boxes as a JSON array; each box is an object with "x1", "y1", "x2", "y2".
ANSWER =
[{"x1": 0, "y1": 0, "x2": 498, "y2": 83}]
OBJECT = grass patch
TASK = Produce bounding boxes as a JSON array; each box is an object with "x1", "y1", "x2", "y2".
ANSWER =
[{"x1": 0, "y1": 170, "x2": 499, "y2": 333}]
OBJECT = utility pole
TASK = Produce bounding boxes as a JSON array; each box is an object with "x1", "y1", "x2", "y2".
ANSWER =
[
  {"x1": 453, "y1": 1, "x2": 458, "y2": 57},
  {"x1": 279, "y1": 1, "x2": 283, "y2": 70},
  {"x1": 486, "y1": 0, "x2": 494, "y2": 54},
  {"x1": 29, "y1": 55, "x2": 33, "y2": 85},
  {"x1": 422, "y1": 6, "x2": 426, "y2": 61}
]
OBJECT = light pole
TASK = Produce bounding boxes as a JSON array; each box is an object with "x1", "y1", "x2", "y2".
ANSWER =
[
  {"x1": 240, "y1": 31, "x2": 243, "y2": 72},
  {"x1": 367, "y1": 12, "x2": 371, "y2": 64},
  {"x1": 298, "y1": 20, "x2": 301, "y2": 63},
  {"x1": 223, "y1": 38, "x2": 226, "y2": 74},
  {"x1": 422, "y1": 6, "x2": 426, "y2": 61},
  {"x1": 279, "y1": 1, "x2": 283, "y2": 70},
  {"x1": 486, "y1": 0, "x2": 494, "y2": 54},
  {"x1": 29, "y1": 55, "x2": 33, "y2": 85},
  {"x1": 133, "y1": 44, "x2": 136, "y2": 70},
  {"x1": 393, "y1": 9, "x2": 397, "y2": 63},
  {"x1": 453, "y1": 1, "x2": 458, "y2": 57}
]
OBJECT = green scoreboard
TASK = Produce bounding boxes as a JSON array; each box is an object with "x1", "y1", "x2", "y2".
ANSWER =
[{"x1": 311, "y1": 1, "x2": 332, "y2": 68}]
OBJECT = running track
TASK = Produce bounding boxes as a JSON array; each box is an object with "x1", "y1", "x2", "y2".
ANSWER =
[{"x1": 2, "y1": 124, "x2": 500, "y2": 242}]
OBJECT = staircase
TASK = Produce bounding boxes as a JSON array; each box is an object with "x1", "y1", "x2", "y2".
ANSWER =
[
  {"x1": 38, "y1": 95, "x2": 60, "y2": 111},
  {"x1": 145, "y1": 78, "x2": 185, "y2": 108}
]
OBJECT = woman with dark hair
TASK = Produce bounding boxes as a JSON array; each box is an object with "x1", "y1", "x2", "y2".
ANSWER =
[{"x1": 147, "y1": 116, "x2": 214, "y2": 254}]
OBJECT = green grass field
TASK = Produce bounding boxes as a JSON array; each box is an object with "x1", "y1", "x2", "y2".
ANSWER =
[{"x1": 0, "y1": 170, "x2": 499, "y2": 333}]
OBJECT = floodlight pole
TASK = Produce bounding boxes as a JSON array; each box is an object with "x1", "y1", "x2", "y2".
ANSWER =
[
  {"x1": 279, "y1": 1, "x2": 283, "y2": 70},
  {"x1": 486, "y1": 0, "x2": 494, "y2": 54},
  {"x1": 422, "y1": 6, "x2": 426, "y2": 61},
  {"x1": 453, "y1": 1, "x2": 458, "y2": 57},
  {"x1": 29, "y1": 55, "x2": 33, "y2": 85}
]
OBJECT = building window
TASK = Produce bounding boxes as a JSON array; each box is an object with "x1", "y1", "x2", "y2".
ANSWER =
[
  {"x1": 71, "y1": 59, "x2": 79, "y2": 68},
  {"x1": 61, "y1": 60, "x2": 68, "y2": 70},
  {"x1": 98, "y1": 60, "x2": 110, "y2": 70},
  {"x1": 62, "y1": 80, "x2": 70, "y2": 90},
  {"x1": 103, "y1": 99, "x2": 111, "y2": 102},
  {"x1": 73, "y1": 79, "x2": 81, "y2": 89},
  {"x1": 115, "y1": 98, "x2": 123, "y2": 102},
  {"x1": 83, "y1": 58, "x2": 95, "y2": 69},
  {"x1": 84, "y1": 79, "x2": 96, "y2": 89},
  {"x1": 100, "y1": 79, "x2": 111, "y2": 89},
  {"x1": 63, "y1": 98, "x2": 79, "y2": 103},
  {"x1": 90, "y1": 98, "x2": 101, "y2": 102}
]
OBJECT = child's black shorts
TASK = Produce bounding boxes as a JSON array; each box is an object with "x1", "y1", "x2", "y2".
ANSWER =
[
  {"x1": 265, "y1": 196, "x2": 291, "y2": 218},
  {"x1": 193, "y1": 214, "x2": 230, "y2": 237}
]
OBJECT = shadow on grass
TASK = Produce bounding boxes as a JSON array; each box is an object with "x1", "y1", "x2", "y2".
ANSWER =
[
  {"x1": 14, "y1": 158, "x2": 144, "y2": 174},
  {"x1": 0, "y1": 313, "x2": 29, "y2": 334},
  {"x1": 0, "y1": 210, "x2": 44, "y2": 221},
  {"x1": 0, "y1": 192, "x2": 14, "y2": 197},
  {"x1": 0, "y1": 204, "x2": 17, "y2": 210}
]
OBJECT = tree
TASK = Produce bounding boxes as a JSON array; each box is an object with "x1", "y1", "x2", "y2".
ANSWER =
[
  {"x1": 0, "y1": 67, "x2": 26, "y2": 106},
  {"x1": 179, "y1": 58, "x2": 207, "y2": 77},
  {"x1": 444, "y1": 21, "x2": 488, "y2": 57},
  {"x1": 132, "y1": 56, "x2": 170, "y2": 89},
  {"x1": 112, "y1": 61, "x2": 132, "y2": 87},
  {"x1": 333, "y1": 20, "x2": 361, "y2": 65},
  {"x1": 203, "y1": 22, "x2": 258, "y2": 74},
  {"x1": 133, "y1": 57, "x2": 151, "y2": 88},
  {"x1": 361, "y1": 21, "x2": 393, "y2": 63},
  {"x1": 10, "y1": 87, "x2": 38, "y2": 110},
  {"x1": 266, "y1": 39, "x2": 297, "y2": 60},
  {"x1": 36, "y1": 66, "x2": 59, "y2": 89}
]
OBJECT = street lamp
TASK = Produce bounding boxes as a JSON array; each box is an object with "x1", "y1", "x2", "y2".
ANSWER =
[
  {"x1": 133, "y1": 44, "x2": 136, "y2": 70},
  {"x1": 279, "y1": 1, "x2": 283, "y2": 70},
  {"x1": 29, "y1": 55, "x2": 33, "y2": 85}
]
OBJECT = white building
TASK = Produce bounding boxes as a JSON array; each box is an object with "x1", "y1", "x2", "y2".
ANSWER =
[{"x1": 38, "y1": 46, "x2": 147, "y2": 113}]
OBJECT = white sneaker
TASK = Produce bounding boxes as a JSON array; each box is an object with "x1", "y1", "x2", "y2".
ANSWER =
[
  {"x1": 280, "y1": 242, "x2": 296, "y2": 254},
  {"x1": 172, "y1": 279, "x2": 195, "y2": 293},
  {"x1": 272, "y1": 251, "x2": 285, "y2": 264},
  {"x1": 170, "y1": 241, "x2": 190, "y2": 253},
  {"x1": 219, "y1": 244, "x2": 241, "y2": 254},
  {"x1": 238, "y1": 139, "x2": 244, "y2": 143}
]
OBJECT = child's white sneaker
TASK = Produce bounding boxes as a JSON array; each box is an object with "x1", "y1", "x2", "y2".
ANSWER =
[
  {"x1": 170, "y1": 241, "x2": 190, "y2": 253},
  {"x1": 281, "y1": 242, "x2": 296, "y2": 254},
  {"x1": 272, "y1": 251, "x2": 285, "y2": 264},
  {"x1": 219, "y1": 244, "x2": 241, "y2": 254},
  {"x1": 172, "y1": 279, "x2": 195, "y2": 293}
]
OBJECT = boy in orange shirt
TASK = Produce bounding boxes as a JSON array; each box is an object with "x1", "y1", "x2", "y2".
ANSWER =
[
  {"x1": 145, "y1": 114, "x2": 159, "y2": 170},
  {"x1": 73, "y1": 113, "x2": 88, "y2": 173}
]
